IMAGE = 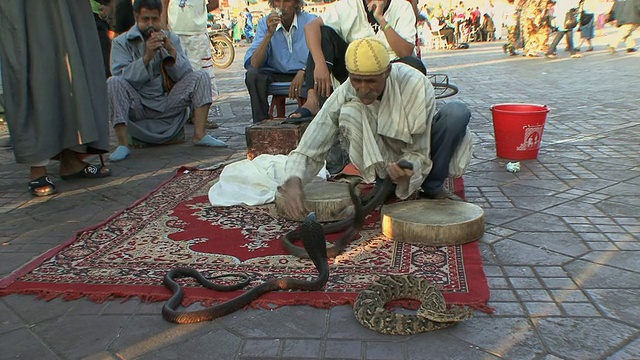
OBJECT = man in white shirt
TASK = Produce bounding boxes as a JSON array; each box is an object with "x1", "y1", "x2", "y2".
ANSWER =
[
  {"x1": 162, "y1": 0, "x2": 219, "y2": 101},
  {"x1": 287, "y1": 0, "x2": 422, "y2": 121}
]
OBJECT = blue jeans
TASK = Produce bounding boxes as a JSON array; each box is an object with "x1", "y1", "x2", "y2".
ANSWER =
[
  {"x1": 420, "y1": 101, "x2": 471, "y2": 196},
  {"x1": 374, "y1": 101, "x2": 471, "y2": 196}
]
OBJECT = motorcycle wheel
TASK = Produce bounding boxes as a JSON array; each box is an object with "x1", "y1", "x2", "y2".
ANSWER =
[{"x1": 210, "y1": 35, "x2": 235, "y2": 69}]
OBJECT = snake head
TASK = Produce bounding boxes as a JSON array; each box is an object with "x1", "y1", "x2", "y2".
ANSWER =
[
  {"x1": 305, "y1": 212, "x2": 317, "y2": 223},
  {"x1": 300, "y1": 212, "x2": 327, "y2": 264}
]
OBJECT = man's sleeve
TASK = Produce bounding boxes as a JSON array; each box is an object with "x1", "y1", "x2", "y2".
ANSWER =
[
  {"x1": 244, "y1": 17, "x2": 269, "y2": 69},
  {"x1": 283, "y1": 86, "x2": 347, "y2": 183},
  {"x1": 110, "y1": 38, "x2": 155, "y2": 89},
  {"x1": 319, "y1": 0, "x2": 351, "y2": 38},
  {"x1": 164, "y1": 32, "x2": 193, "y2": 81},
  {"x1": 389, "y1": 1, "x2": 417, "y2": 44},
  {"x1": 395, "y1": 78, "x2": 437, "y2": 199}
]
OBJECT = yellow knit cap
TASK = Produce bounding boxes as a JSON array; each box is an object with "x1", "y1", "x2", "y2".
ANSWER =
[{"x1": 345, "y1": 38, "x2": 390, "y2": 76}]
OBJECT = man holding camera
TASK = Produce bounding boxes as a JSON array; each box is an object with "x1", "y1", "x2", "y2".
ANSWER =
[{"x1": 107, "y1": 0, "x2": 226, "y2": 163}]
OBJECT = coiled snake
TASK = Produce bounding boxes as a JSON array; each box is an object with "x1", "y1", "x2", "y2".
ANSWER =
[{"x1": 162, "y1": 212, "x2": 329, "y2": 324}]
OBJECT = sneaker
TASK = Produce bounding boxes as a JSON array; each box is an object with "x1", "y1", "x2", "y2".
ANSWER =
[
  {"x1": 570, "y1": 53, "x2": 583, "y2": 58},
  {"x1": 586, "y1": 46, "x2": 594, "y2": 52},
  {"x1": 626, "y1": 48, "x2": 637, "y2": 53},
  {"x1": 608, "y1": 46, "x2": 617, "y2": 54},
  {"x1": 545, "y1": 53, "x2": 557, "y2": 58}
]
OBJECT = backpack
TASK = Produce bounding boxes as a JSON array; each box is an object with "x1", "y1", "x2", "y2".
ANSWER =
[
  {"x1": 564, "y1": 8, "x2": 578, "y2": 29},
  {"x1": 580, "y1": 11, "x2": 594, "y2": 26}
]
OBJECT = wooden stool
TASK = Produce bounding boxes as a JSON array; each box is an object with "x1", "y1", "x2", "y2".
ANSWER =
[
  {"x1": 267, "y1": 82, "x2": 306, "y2": 118},
  {"x1": 245, "y1": 119, "x2": 310, "y2": 160}
]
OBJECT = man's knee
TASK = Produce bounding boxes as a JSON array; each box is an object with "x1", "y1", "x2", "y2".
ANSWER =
[
  {"x1": 244, "y1": 67, "x2": 262, "y2": 85},
  {"x1": 437, "y1": 101, "x2": 471, "y2": 129},
  {"x1": 107, "y1": 76, "x2": 128, "y2": 92}
]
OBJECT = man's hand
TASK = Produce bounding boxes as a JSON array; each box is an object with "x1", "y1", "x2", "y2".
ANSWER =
[
  {"x1": 278, "y1": 177, "x2": 307, "y2": 219},
  {"x1": 367, "y1": 0, "x2": 386, "y2": 24},
  {"x1": 266, "y1": 12, "x2": 281, "y2": 35},
  {"x1": 143, "y1": 31, "x2": 165, "y2": 64},
  {"x1": 288, "y1": 70, "x2": 305, "y2": 99},
  {"x1": 313, "y1": 62, "x2": 332, "y2": 98},
  {"x1": 387, "y1": 161, "x2": 414, "y2": 184},
  {"x1": 161, "y1": 33, "x2": 178, "y2": 61}
]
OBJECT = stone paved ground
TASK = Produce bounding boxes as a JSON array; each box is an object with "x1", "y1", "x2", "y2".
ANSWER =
[{"x1": 1, "y1": 29, "x2": 639, "y2": 360}]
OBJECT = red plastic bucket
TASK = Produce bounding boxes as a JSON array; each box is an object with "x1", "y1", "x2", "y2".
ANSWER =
[{"x1": 491, "y1": 103, "x2": 550, "y2": 160}]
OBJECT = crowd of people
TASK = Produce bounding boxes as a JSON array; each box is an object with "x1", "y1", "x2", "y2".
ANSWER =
[{"x1": 502, "y1": 0, "x2": 638, "y2": 58}]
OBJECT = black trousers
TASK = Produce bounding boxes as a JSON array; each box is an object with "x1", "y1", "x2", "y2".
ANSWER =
[
  {"x1": 94, "y1": 13, "x2": 111, "y2": 77},
  {"x1": 245, "y1": 68, "x2": 299, "y2": 123},
  {"x1": 304, "y1": 26, "x2": 427, "y2": 91},
  {"x1": 547, "y1": 29, "x2": 576, "y2": 55}
]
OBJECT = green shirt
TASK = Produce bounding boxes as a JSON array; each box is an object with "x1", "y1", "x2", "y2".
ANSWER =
[{"x1": 90, "y1": 0, "x2": 101, "y2": 15}]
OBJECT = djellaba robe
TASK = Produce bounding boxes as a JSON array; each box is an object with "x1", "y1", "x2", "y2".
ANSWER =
[{"x1": 0, "y1": 0, "x2": 110, "y2": 165}]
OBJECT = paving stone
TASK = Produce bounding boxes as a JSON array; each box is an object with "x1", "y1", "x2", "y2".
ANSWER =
[
  {"x1": 281, "y1": 339, "x2": 322, "y2": 359},
  {"x1": 1, "y1": 295, "x2": 77, "y2": 324},
  {"x1": 523, "y1": 302, "x2": 562, "y2": 317},
  {"x1": 364, "y1": 340, "x2": 405, "y2": 360},
  {"x1": 539, "y1": 277, "x2": 579, "y2": 290},
  {"x1": 606, "y1": 337, "x2": 640, "y2": 360},
  {"x1": 31, "y1": 315, "x2": 130, "y2": 360},
  {"x1": 559, "y1": 302, "x2": 602, "y2": 317},
  {"x1": 323, "y1": 339, "x2": 362, "y2": 360},
  {"x1": 510, "y1": 232, "x2": 590, "y2": 258},
  {"x1": 486, "y1": 302, "x2": 527, "y2": 317},
  {"x1": 0, "y1": 299, "x2": 24, "y2": 334},
  {"x1": 585, "y1": 289, "x2": 640, "y2": 326},
  {"x1": 240, "y1": 338, "x2": 282, "y2": 357},
  {"x1": 515, "y1": 289, "x2": 554, "y2": 302},
  {"x1": 450, "y1": 317, "x2": 545, "y2": 360},
  {"x1": 0, "y1": 327, "x2": 61, "y2": 360},
  {"x1": 536, "y1": 318, "x2": 637, "y2": 360},
  {"x1": 493, "y1": 240, "x2": 572, "y2": 266},
  {"x1": 224, "y1": 306, "x2": 328, "y2": 338},
  {"x1": 549, "y1": 290, "x2": 589, "y2": 303},
  {"x1": 134, "y1": 328, "x2": 243, "y2": 360},
  {"x1": 509, "y1": 277, "x2": 544, "y2": 289},
  {"x1": 565, "y1": 260, "x2": 639, "y2": 289}
]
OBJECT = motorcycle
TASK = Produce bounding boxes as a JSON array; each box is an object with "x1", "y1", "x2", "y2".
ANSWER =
[{"x1": 208, "y1": 23, "x2": 235, "y2": 69}]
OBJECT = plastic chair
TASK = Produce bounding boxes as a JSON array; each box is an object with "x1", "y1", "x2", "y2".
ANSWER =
[{"x1": 267, "y1": 82, "x2": 306, "y2": 118}]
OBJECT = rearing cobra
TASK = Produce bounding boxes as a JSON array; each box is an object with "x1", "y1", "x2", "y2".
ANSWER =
[{"x1": 282, "y1": 160, "x2": 414, "y2": 259}]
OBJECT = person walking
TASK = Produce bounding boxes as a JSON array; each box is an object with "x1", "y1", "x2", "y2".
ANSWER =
[{"x1": 608, "y1": 0, "x2": 640, "y2": 53}]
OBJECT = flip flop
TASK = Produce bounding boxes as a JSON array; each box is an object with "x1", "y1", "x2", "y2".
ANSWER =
[
  {"x1": 60, "y1": 164, "x2": 111, "y2": 180},
  {"x1": 28, "y1": 176, "x2": 57, "y2": 197},
  {"x1": 285, "y1": 107, "x2": 315, "y2": 123}
]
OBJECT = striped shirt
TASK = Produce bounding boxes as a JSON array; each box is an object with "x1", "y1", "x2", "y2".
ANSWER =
[{"x1": 285, "y1": 63, "x2": 444, "y2": 199}]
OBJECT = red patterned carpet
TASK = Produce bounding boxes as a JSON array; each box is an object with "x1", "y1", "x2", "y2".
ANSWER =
[{"x1": 0, "y1": 167, "x2": 491, "y2": 312}]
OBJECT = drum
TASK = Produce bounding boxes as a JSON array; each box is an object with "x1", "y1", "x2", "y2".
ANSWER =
[
  {"x1": 381, "y1": 199, "x2": 484, "y2": 246},
  {"x1": 275, "y1": 181, "x2": 359, "y2": 222}
]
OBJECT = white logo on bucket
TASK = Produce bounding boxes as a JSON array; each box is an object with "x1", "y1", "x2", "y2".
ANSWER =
[{"x1": 517, "y1": 124, "x2": 544, "y2": 151}]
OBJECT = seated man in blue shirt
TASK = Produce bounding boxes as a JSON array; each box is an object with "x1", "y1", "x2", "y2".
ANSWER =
[{"x1": 244, "y1": 0, "x2": 316, "y2": 123}]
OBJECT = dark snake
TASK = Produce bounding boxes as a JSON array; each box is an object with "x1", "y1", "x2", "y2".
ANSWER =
[
  {"x1": 282, "y1": 160, "x2": 414, "y2": 259},
  {"x1": 162, "y1": 212, "x2": 329, "y2": 324}
]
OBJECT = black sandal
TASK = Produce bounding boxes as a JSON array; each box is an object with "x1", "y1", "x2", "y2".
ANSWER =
[
  {"x1": 28, "y1": 176, "x2": 57, "y2": 197},
  {"x1": 60, "y1": 155, "x2": 111, "y2": 180}
]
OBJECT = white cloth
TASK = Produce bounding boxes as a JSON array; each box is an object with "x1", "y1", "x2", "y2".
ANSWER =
[
  {"x1": 168, "y1": 0, "x2": 208, "y2": 35},
  {"x1": 319, "y1": 0, "x2": 417, "y2": 59},
  {"x1": 177, "y1": 33, "x2": 219, "y2": 98},
  {"x1": 208, "y1": 154, "x2": 329, "y2": 206}
]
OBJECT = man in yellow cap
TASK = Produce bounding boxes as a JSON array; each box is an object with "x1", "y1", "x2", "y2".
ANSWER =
[{"x1": 278, "y1": 38, "x2": 472, "y2": 219}]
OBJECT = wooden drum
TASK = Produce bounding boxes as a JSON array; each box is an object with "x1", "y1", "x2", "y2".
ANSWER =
[
  {"x1": 381, "y1": 199, "x2": 484, "y2": 246},
  {"x1": 275, "y1": 181, "x2": 359, "y2": 222}
]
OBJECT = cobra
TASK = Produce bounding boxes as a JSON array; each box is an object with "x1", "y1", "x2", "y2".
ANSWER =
[
  {"x1": 162, "y1": 212, "x2": 329, "y2": 324},
  {"x1": 282, "y1": 160, "x2": 414, "y2": 259}
]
